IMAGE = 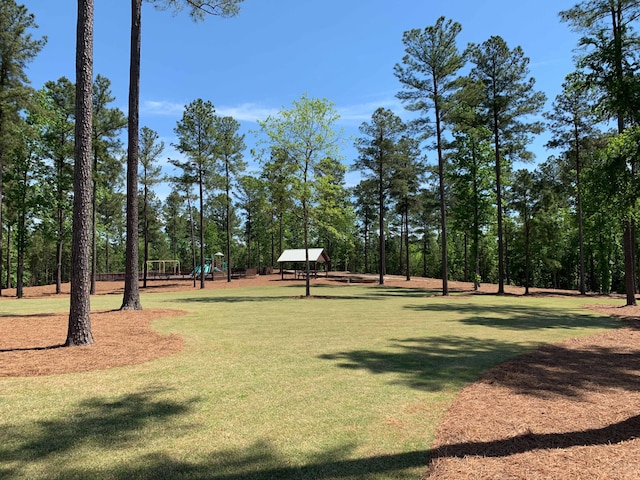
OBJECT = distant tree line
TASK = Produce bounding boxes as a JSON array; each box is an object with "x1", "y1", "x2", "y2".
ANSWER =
[{"x1": 1, "y1": 0, "x2": 639, "y2": 313}]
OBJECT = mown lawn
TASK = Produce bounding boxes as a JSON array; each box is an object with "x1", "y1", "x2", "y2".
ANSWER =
[{"x1": 0, "y1": 284, "x2": 620, "y2": 479}]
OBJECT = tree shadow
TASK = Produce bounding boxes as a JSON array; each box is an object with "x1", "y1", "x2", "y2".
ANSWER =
[
  {"x1": 353, "y1": 286, "x2": 443, "y2": 298},
  {"x1": 320, "y1": 322, "x2": 640, "y2": 397},
  {"x1": 425, "y1": 413, "x2": 640, "y2": 462},
  {"x1": 319, "y1": 336, "x2": 534, "y2": 391},
  {"x1": 4, "y1": 381, "x2": 640, "y2": 479},
  {"x1": 0, "y1": 387, "x2": 198, "y2": 476},
  {"x1": 405, "y1": 302, "x2": 620, "y2": 331},
  {"x1": 0, "y1": 344, "x2": 64, "y2": 353},
  {"x1": 24, "y1": 413, "x2": 640, "y2": 480},
  {"x1": 480, "y1": 341, "x2": 640, "y2": 398}
]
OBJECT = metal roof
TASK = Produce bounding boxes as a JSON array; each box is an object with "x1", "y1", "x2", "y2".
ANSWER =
[{"x1": 276, "y1": 248, "x2": 329, "y2": 263}]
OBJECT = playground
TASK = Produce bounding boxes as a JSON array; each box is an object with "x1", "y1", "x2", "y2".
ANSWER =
[{"x1": 1, "y1": 275, "x2": 639, "y2": 479}]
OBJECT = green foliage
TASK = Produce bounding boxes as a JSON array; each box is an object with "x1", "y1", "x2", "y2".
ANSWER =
[
  {"x1": 256, "y1": 94, "x2": 343, "y2": 294},
  {"x1": 151, "y1": 0, "x2": 243, "y2": 21}
]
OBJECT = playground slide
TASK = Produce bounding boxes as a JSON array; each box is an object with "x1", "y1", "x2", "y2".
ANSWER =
[{"x1": 191, "y1": 264, "x2": 224, "y2": 276}]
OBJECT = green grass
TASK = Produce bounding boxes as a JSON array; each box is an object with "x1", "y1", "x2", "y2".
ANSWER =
[{"x1": 0, "y1": 284, "x2": 621, "y2": 479}]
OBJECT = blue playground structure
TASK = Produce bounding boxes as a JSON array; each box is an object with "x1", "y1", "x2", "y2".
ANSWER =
[{"x1": 191, "y1": 256, "x2": 226, "y2": 277}]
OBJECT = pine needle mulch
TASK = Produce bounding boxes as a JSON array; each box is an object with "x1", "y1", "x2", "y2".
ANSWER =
[
  {"x1": 425, "y1": 304, "x2": 640, "y2": 480},
  {"x1": 0, "y1": 309, "x2": 185, "y2": 377}
]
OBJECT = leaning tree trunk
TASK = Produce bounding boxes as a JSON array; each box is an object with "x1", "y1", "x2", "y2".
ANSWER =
[
  {"x1": 66, "y1": 0, "x2": 94, "y2": 346},
  {"x1": 121, "y1": 0, "x2": 142, "y2": 310}
]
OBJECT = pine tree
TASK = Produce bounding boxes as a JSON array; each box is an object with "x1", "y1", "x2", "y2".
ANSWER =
[
  {"x1": 395, "y1": 16, "x2": 464, "y2": 294},
  {"x1": 139, "y1": 126, "x2": 164, "y2": 287},
  {"x1": 466, "y1": 36, "x2": 546, "y2": 294},
  {"x1": 354, "y1": 108, "x2": 406, "y2": 285},
  {"x1": 67, "y1": 0, "x2": 94, "y2": 346},
  {"x1": 0, "y1": 1, "x2": 46, "y2": 295}
]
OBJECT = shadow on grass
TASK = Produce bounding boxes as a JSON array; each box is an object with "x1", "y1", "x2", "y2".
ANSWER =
[
  {"x1": 0, "y1": 387, "x2": 198, "y2": 477},
  {"x1": 320, "y1": 328, "x2": 640, "y2": 398},
  {"x1": 405, "y1": 302, "x2": 620, "y2": 331},
  {"x1": 4, "y1": 381, "x2": 640, "y2": 479},
  {"x1": 14, "y1": 414, "x2": 640, "y2": 480},
  {"x1": 481, "y1": 341, "x2": 640, "y2": 398},
  {"x1": 319, "y1": 336, "x2": 534, "y2": 391},
  {"x1": 170, "y1": 285, "x2": 444, "y2": 304}
]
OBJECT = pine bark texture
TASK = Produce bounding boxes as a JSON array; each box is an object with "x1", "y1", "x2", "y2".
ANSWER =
[
  {"x1": 66, "y1": 0, "x2": 94, "y2": 347},
  {"x1": 121, "y1": 0, "x2": 142, "y2": 310}
]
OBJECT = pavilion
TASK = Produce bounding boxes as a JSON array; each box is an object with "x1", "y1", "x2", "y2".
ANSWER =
[{"x1": 276, "y1": 248, "x2": 331, "y2": 279}]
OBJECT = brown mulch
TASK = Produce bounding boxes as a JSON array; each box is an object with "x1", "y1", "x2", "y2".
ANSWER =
[
  {"x1": 1, "y1": 275, "x2": 639, "y2": 479},
  {"x1": 425, "y1": 304, "x2": 640, "y2": 480},
  {"x1": 0, "y1": 308, "x2": 186, "y2": 377}
]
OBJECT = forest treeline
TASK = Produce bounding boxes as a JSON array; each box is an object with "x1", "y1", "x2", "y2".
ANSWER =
[{"x1": 2, "y1": 1, "x2": 639, "y2": 303}]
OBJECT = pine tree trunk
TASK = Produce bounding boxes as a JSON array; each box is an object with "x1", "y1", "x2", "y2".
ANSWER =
[
  {"x1": 404, "y1": 210, "x2": 410, "y2": 281},
  {"x1": 624, "y1": 221, "x2": 637, "y2": 306},
  {"x1": 66, "y1": 0, "x2": 94, "y2": 346},
  {"x1": 90, "y1": 156, "x2": 97, "y2": 295},
  {"x1": 226, "y1": 163, "x2": 231, "y2": 282},
  {"x1": 5, "y1": 224, "x2": 10, "y2": 290},
  {"x1": 121, "y1": 0, "x2": 142, "y2": 310}
]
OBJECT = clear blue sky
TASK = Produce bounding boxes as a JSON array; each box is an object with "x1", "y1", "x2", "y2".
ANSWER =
[{"x1": 24, "y1": 0, "x2": 582, "y2": 194}]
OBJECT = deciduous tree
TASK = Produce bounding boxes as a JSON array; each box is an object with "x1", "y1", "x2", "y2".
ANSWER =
[{"x1": 257, "y1": 94, "x2": 343, "y2": 297}]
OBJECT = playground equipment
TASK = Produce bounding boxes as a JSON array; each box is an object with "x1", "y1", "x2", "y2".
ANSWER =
[
  {"x1": 191, "y1": 255, "x2": 226, "y2": 277},
  {"x1": 145, "y1": 260, "x2": 181, "y2": 279}
]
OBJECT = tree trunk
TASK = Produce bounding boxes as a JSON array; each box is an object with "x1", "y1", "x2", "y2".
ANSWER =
[
  {"x1": 17, "y1": 206, "x2": 24, "y2": 299},
  {"x1": 463, "y1": 232, "x2": 469, "y2": 283},
  {"x1": 121, "y1": 0, "x2": 142, "y2": 310},
  {"x1": 422, "y1": 231, "x2": 427, "y2": 278},
  {"x1": 56, "y1": 203, "x2": 63, "y2": 294},
  {"x1": 494, "y1": 110, "x2": 505, "y2": 294},
  {"x1": 143, "y1": 181, "x2": 148, "y2": 288},
  {"x1": 188, "y1": 195, "x2": 196, "y2": 288},
  {"x1": 90, "y1": 152, "x2": 97, "y2": 295},
  {"x1": 66, "y1": 0, "x2": 94, "y2": 347},
  {"x1": 404, "y1": 210, "x2": 410, "y2": 281},
  {"x1": 5, "y1": 223, "x2": 10, "y2": 290},
  {"x1": 226, "y1": 162, "x2": 231, "y2": 282},
  {"x1": 378, "y1": 160, "x2": 385, "y2": 285},
  {"x1": 434, "y1": 96, "x2": 448, "y2": 295},
  {"x1": 363, "y1": 217, "x2": 369, "y2": 273},
  {"x1": 198, "y1": 169, "x2": 205, "y2": 289},
  {"x1": 624, "y1": 221, "x2": 637, "y2": 305},
  {"x1": 524, "y1": 223, "x2": 530, "y2": 295}
]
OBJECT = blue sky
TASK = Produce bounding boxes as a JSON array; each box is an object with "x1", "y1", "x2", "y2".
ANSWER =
[{"x1": 24, "y1": 0, "x2": 582, "y2": 196}]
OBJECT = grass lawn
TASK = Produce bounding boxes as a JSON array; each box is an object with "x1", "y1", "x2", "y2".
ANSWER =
[{"x1": 0, "y1": 284, "x2": 620, "y2": 479}]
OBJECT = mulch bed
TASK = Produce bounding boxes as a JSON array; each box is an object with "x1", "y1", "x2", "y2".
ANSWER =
[
  {"x1": 425, "y1": 304, "x2": 640, "y2": 480},
  {"x1": 0, "y1": 309, "x2": 185, "y2": 377},
  {"x1": 1, "y1": 276, "x2": 639, "y2": 478}
]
